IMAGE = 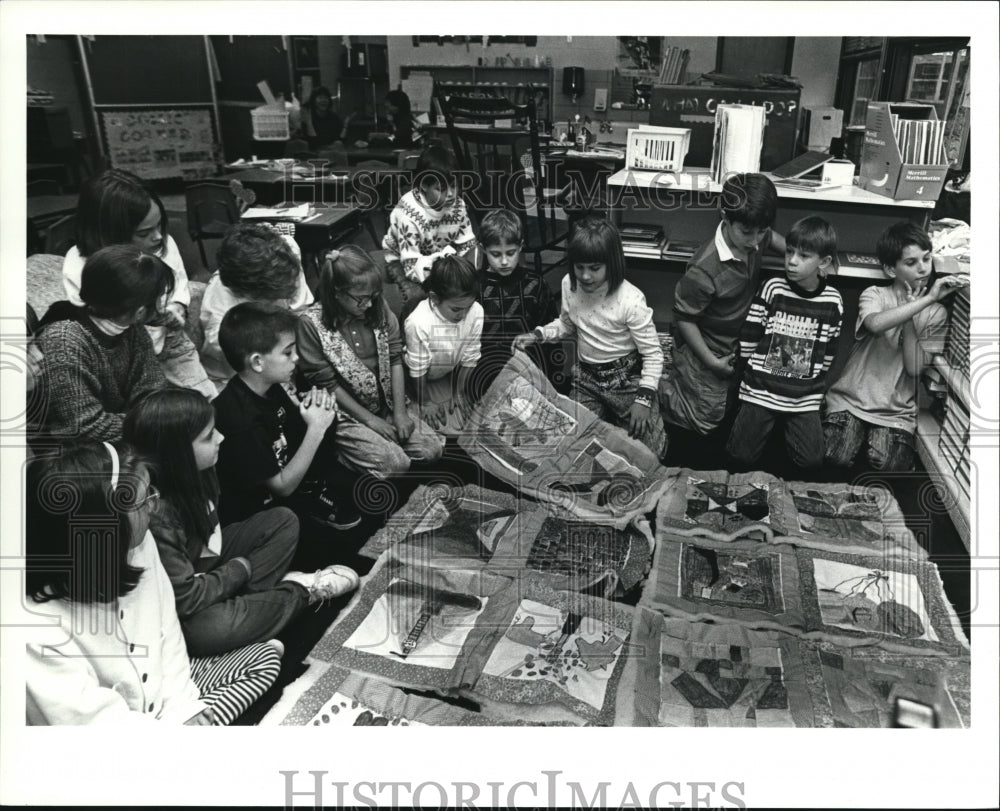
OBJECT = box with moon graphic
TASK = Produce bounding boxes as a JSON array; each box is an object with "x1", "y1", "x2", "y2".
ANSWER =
[{"x1": 860, "y1": 101, "x2": 949, "y2": 201}]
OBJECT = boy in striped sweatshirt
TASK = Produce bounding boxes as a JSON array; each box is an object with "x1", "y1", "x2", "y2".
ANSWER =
[{"x1": 726, "y1": 217, "x2": 843, "y2": 469}]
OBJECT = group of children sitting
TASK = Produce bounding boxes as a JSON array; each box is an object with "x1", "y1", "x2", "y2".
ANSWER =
[{"x1": 23, "y1": 147, "x2": 966, "y2": 725}]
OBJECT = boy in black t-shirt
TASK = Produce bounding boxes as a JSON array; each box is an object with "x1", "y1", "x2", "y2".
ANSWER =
[{"x1": 213, "y1": 302, "x2": 361, "y2": 531}]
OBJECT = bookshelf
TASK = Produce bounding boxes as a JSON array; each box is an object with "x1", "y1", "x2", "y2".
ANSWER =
[{"x1": 399, "y1": 64, "x2": 553, "y2": 125}]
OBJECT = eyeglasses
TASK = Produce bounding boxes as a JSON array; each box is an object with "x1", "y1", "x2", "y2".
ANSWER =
[
  {"x1": 340, "y1": 290, "x2": 378, "y2": 308},
  {"x1": 131, "y1": 484, "x2": 161, "y2": 510}
]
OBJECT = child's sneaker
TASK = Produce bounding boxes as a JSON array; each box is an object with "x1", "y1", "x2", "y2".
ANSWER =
[
  {"x1": 309, "y1": 486, "x2": 362, "y2": 531},
  {"x1": 283, "y1": 565, "x2": 360, "y2": 604}
]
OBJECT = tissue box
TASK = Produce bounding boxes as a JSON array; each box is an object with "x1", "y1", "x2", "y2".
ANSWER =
[{"x1": 821, "y1": 159, "x2": 855, "y2": 187}]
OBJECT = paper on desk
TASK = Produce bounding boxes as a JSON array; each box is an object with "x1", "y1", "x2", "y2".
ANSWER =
[{"x1": 243, "y1": 204, "x2": 311, "y2": 221}]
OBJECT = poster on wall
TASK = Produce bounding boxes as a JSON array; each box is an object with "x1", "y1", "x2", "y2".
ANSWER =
[{"x1": 100, "y1": 107, "x2": 218, "y2": 180}]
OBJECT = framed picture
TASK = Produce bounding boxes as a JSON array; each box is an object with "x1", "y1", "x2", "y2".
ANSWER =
[{"x1": 292, "y1": 36, "x2": 319, "y2": 71}]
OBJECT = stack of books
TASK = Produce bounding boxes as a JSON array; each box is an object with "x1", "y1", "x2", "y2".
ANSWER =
[
  {"x1": 710, "y1": 104, "x2": 766, "y2": 185},
  {"x1": 657, "y1": 47, "x2": 690, "y2": 85},
  {"x1": 938, "y1": 393, "x2": 971, "y2": 500},
  {"x1": 891, "y1": 114, "x2": 945, "y2": 164},
  {"x1": 944, "y1": 285, "x2": 971, "y2": 384},
  {"x1": 620, "y1": 224, "x2": 666, "y2": 258},
  {"x1": 662, "y1": 239, "x2": 701, "y2": 262}
]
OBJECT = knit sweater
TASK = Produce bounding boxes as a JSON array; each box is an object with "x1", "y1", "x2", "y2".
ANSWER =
[
  {"x1": 381, "y1": 189, "x2": 476, "y2": 283},
  {"x1": 35, "y1": 308, "x2": 166, "y2": 441},
  {"x1": 738, "y1": 276, "x2": 844, "y2": 412}
]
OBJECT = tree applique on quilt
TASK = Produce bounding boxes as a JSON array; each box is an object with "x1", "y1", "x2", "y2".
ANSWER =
[
  {"x1": 812, "y1": 559, "x2": 936, "y2": 641},
  {"x1": 684, "y1": 478, "x2": 771, "y2": 530}
]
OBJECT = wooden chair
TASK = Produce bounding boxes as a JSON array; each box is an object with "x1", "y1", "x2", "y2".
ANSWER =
[
  {"x1": 43, "y1": 214, "x2": 76, "y2": 257},
  {"x1": 184, "y1": 182, "x2": 240, "y2": 269},
  {"x1": 437, "y1": 91, "x2": 569, "y2": 274}
]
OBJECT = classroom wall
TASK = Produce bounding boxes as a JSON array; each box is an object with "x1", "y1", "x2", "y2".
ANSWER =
[
  {"x1": 387, "y1": 35, "x2": 842, "y2": 117},
  {"x1": 26, "y1": 35, "x2": 88, "y2": 133}
]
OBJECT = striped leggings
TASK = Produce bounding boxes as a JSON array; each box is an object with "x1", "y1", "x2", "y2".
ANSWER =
[{"x1": 189, "y1": 642, "x2": 281, "y2": 725}]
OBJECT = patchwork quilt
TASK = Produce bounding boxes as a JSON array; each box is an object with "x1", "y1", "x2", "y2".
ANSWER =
[
  {"x1": 645, "y1": 619, "x2": 969, "y2": 728},
  {"x1": 359, "y1": 484, "x2": 653, "y2": 594},
  {"x1": 307, "y1": 554, "x2": 661, "y2": 725},
  {"x1": 458, "y1": 351, "x2": 671, "y2": 527}
]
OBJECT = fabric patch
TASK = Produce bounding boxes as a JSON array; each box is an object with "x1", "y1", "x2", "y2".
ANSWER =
[
  {"x1": 799, "y1": 641, "x2": 970, "y2": 728},
  {"x1": 639, "y1": 533, "x2": 805, "y2": 631},
  {"x1": 795, "y1": 548, "x2": 969, "y2": 656},
  {"x1": 360, "y1": 483, "x2": 653, "y2": 594},
  {"x1": 655, "y1": 620, "x2": 814, "y2": 728},
  {"x1": 774, "y1": 480, "x2": 926, "y2": 559},
  {"x1": 460, "y1": 352, "x2": 671, "y2": 527},
  {"x1": 656, "y1": 469, "x2": 790, "y2": 542}
]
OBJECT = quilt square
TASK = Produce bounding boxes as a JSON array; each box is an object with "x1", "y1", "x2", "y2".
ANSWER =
[
  {"x1": 639, "y1": 533, "x2": 805, "y2": 630},
  {"x1": 460, "y1": 352, "x2": 671, "y2": 526},
  {"x1": 774, "y1": 481, "x2": 926, "y2": 559},
  {"x1": 795, "y1": 548, "x2": 969, "y2": 655}
]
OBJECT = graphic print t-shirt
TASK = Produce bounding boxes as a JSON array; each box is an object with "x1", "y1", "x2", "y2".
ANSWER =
[{"x1": 738, "y1": 276, "x2": 844, "y2": 412}]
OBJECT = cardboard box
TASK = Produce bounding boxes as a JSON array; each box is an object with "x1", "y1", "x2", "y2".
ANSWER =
[
  {"x1": 860, "y1": 102, "x2": 949, "y2": 201},
  {"x1": 803, "y1": 106, "x2": 843, "y2": 150}
]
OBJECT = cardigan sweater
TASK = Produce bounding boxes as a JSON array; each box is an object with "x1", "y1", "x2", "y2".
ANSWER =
[
  {"x1": 26, "y1": 530, "x2": 207, "y2": 725},
  {"x1": 35, "y1": 308, "x2": 166, "y2": 441}
]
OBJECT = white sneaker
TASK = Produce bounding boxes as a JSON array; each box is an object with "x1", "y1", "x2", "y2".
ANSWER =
[{"x1": 283, "y1": 565, "x2": 360, "y2": 604}]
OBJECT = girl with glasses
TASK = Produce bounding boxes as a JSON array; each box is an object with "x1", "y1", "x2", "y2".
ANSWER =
[
  {"x1": 25, "y1": 441, "x2": 281, "y2": 725},
  {"x1": 296, "y1": 246, "x2": 444, "y2": 478}
]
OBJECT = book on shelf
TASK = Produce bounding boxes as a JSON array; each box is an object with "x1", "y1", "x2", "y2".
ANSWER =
[
  {"x1": 837, "y1": 251, "x2": 882, "y2": 270},
  {"x1": 620, "y1": 223, "x2": 664, "y2": 243},
  {"x1": 662, "y1": 239, "x2": 702, "y2": 260},
  {"x1": 710, "y1": 104, "x2": 765, "y2": 184},
  {"x1": 623, "y1": 237, "x2": 667, "y2": 257},
  {"x1": 772, "y1": 177, "x2": 842, "y2": 193}
]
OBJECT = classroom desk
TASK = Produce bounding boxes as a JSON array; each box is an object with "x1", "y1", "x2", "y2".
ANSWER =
[{"x1": 227, "y1": 165, "x2": 409, "y2": 208}]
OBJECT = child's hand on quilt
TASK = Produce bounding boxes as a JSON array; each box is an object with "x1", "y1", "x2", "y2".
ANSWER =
[
  {"x1": 512, "y1": 332, "x2": 538, "y2": 352},
  {"x1": 391, "y1": 408, "x2": 415, "y2": 442},
  {"x1": 709, "y1": 353, "x2": 736, "y2": 378},
  {"x1": 422, "y1": 401, "x2": 447, "y2": 429},
  {"x1": 628, "y1": 399, "x2": 651, "y2": 438},
  {"x1": 299, "y1": 387, "x2": 337, "y2": 433},
  {"x1": 184, "y1": 707, "x2": 216, "y2": 726},
  {"x1": 451, "y1": 395, "x2": 473, "y2": 422}
]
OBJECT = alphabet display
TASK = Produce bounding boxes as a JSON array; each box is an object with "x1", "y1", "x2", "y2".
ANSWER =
[{"x1": 100, "y1": 108, "x2": 217, "y2": 180}]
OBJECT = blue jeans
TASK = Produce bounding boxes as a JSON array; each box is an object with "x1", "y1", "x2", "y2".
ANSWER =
[
  {"x1": 727, "y1": 401, "x2": 824, "y2": 469},
  {"x1": 822, "y1": 410, "x2": 915, "y2": 471}
]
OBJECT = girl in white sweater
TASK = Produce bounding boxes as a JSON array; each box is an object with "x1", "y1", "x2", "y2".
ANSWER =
[
  {"x1": 514, "y1": 216, "x2": 667, "y2": 458},
  {"x1": 25, "y1": 442, "x2": 281, "y2": 725}
]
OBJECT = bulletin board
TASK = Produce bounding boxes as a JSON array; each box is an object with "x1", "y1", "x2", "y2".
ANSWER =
[{"x1": 100, "y1": 107, "x2": 218, "y2": 180}]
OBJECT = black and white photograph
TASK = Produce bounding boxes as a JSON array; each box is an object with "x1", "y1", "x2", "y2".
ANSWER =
[{"x1": 1, "y1": 2, "x2": 997, "y2": 808}]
